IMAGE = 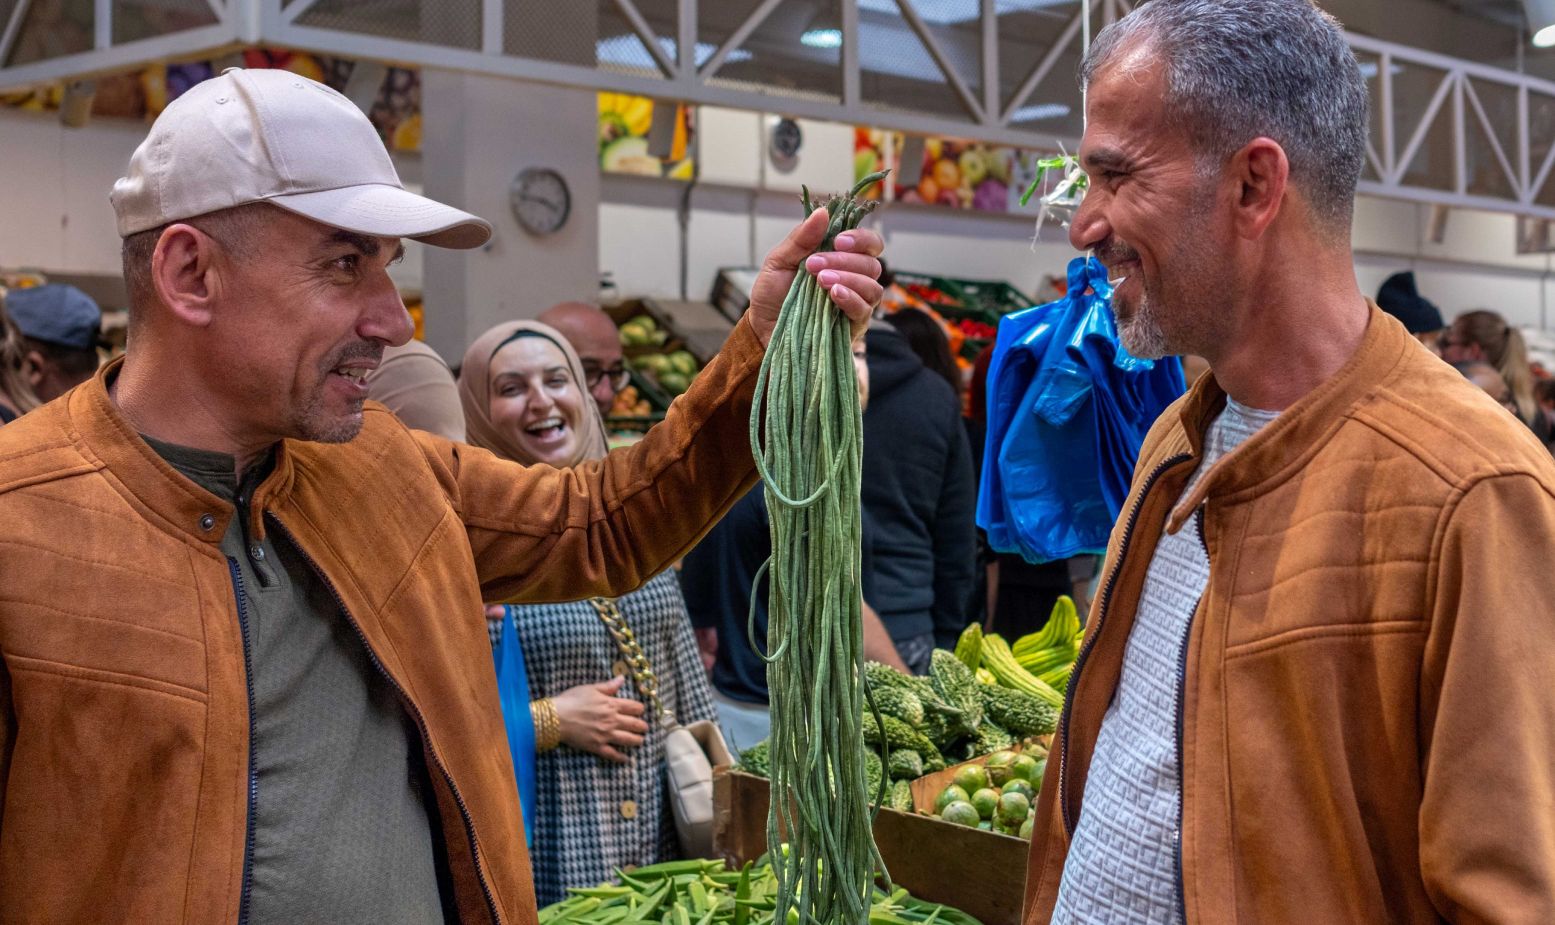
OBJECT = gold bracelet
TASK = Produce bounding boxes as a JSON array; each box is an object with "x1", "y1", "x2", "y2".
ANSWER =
[{"x1": 531, "y1": 698, "x2": 562, "y2": 752}]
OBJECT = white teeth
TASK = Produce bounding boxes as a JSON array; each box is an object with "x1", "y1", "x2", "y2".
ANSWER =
[
  {"x1": 335, "y1": 368, "x2": 369, "y2": 384},
  {"x1": 1109, "y1": 276, "x2": 1128, "y2": 286},
  {"x1": 526, "y1": 417, "x2": 564, "y2": 434}
]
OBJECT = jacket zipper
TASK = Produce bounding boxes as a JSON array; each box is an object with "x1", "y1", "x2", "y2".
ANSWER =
[
  {"x1": 1174, "y1": 505, "x2": 1210, "y2": 925},
  {"x1": 224, "y1": 559, "x2": 260, "y2": 925},
  {"x1": 1059, "y1": 453, "x2": 1193, "y2": 837},
  {"x1": 267, "y1": 516, "x2": 501, "y2": 925}
]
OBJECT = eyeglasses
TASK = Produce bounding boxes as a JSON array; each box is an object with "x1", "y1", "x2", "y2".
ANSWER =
[{"x1": 582, "y1": 363, "x2": 631, "y2": 392}]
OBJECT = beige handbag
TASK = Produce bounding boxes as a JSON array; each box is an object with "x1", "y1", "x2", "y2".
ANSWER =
[{"x1": 588, "y1": 597, "x2": 730, "y2": 859}]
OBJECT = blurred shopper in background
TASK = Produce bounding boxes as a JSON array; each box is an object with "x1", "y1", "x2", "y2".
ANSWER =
[
  {"x1": 862, "y1": 321, "x2": 976, "y2": 670},
  {"x1": 458, "y1": 319, "x2": 717, "y2": 906},
  {"x1": 885, "y1": 306, "x2": 963, "y2": 397},
  {"x1": 539, "y1": 301, "x2": 629, "y2": 417},
  {"x1": 1375, "y1": 271, "x2": 1445, "y2": 355},
  {"x1": 1453, "y1": 360, "x2": 1519, "y2": 416},
  {"x1": 5, "y1": 283, "x2": 103, "y2": 401},
  {"x1": 0, "y1": 295, "x2": 40, "y2": 423},
  {"x1": 681, "y1": 334, "x2": 908, "y2": 750},
  {"x1": 1537, "y1": 378, "x2": 1555, "y2": 434},
  {"x1": 1442, "y1": 309, "x2": 1549, "y2": 442},
  {"x1": 363, "y1": 338, "x2": 467, "y2": 441}
]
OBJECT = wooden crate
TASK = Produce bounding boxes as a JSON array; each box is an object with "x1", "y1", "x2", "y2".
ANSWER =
[{"x1": 712, "y1": 769, "x2": 1029, "y2": 925}]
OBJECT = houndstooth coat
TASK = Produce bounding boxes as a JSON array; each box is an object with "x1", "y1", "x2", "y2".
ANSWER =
[{"x1": 497, "y1": 571, "x2": 718, "y2": 907}]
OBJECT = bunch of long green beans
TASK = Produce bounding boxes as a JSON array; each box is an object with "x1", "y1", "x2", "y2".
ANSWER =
[{"x1": 748, "y1": 170, "x2": 889, "y2": 925}]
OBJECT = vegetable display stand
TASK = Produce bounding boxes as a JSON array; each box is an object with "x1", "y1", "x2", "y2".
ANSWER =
[{"x1": 712, "y1": 769, "x2": 1029, "y2": 925}]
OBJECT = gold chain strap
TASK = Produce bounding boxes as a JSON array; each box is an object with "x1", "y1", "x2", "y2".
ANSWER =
[{"x1": 587, "y1": 597, "x2": 673, "y2": 726}]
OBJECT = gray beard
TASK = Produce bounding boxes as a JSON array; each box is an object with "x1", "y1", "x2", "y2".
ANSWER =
[{"x1": 1116, "y1": 287, "x2": 1171, "y2": 360}]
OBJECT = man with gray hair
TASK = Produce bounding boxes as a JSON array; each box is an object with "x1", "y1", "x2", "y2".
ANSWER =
[
  {"x1": 0, "y1": 68, "x2": 884, "y2": 922},
  {"x1": 1024, "y1": 1, "x2": 1555, "y2": 923}
]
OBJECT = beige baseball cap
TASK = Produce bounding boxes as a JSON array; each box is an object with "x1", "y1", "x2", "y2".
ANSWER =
[{"x1": 110, "y1": 68, "x2": 491, "y2": 249}]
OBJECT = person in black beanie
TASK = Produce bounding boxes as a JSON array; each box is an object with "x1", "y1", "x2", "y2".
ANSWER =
[{"x1": 1376, "y1": 270, "x2": 1445, "y2": 355}]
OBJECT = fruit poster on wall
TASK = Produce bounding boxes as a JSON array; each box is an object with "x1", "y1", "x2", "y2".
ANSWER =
[
  {"x1": 852, "y1": 128, "x2": 893, "y2": 200},
  {"x1": 894, "y1": 138, "x2": 1016, "y2": 212},
  {"x1": 598, "y1": 92, "x2": 694, "y2": 179},
  {"x1": 0, "y1": 51, "x2": 422, "y2": 152}
]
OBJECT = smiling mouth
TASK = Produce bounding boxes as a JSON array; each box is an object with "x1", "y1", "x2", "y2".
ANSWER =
[
  {"x1": 330, "y1": 365, "x2": 372, "y2": 386},
  {"x1": 525, "y1": 417, "x2": 568, "y2": 440}
]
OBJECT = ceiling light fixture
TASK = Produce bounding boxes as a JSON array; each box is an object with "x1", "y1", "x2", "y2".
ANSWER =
[
  {"x1": 800, "y1": 28, "x2": 843, "y2": 49},
  {"x1": 1524, "y1": 0, "x2": 1555, "y2": 46}
]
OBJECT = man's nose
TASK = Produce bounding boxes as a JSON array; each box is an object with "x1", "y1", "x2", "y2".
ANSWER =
[{"x1": 1068, "y1": 190, "x2": 1110, "y2": 254}]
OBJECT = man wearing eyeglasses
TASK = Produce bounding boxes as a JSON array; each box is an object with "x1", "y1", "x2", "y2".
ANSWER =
[{"x1": 539, "y1": 301, "x2": 630, "y2": 416}]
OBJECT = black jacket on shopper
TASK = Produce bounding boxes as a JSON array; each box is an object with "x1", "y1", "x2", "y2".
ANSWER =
[{"x1": 862, "y1": 325, "x2": 977, "y2": 649}]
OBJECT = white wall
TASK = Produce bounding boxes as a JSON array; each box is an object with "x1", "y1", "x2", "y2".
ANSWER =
[
  {"x1": 0, "y1": 109, "x2": 142, "y2": 283},
  {"x1": 419, "y1": 70, "x2": 601, "y2": 361}
]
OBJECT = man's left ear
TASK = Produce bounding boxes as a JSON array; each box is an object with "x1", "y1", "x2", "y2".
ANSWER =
[
  {"x1": 22, "y1": 349, "x2": 46, "y2": 389},
  {"x1": 1232, "y1": 137, "x2": 1289, "y2": 240}
]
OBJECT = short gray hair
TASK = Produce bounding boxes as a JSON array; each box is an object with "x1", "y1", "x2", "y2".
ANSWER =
[
  {"x1": 121, "y1": 202, "x2": 275, "y2": 330},
  {"x1": 1081, "y1": 0, "x2": 1368, "y2": 235}
]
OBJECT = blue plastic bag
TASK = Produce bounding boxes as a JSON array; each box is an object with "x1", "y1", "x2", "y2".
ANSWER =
[
  {"x1": 978, "y1": 256, "x2": 1186, "y2": 563},
  {"x1": 493, "y1": 604, "x2": 537, "y2": 846}
]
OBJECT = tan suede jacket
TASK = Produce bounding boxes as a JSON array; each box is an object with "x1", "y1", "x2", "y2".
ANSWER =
[
  {"x1": 0, "y1": 318, "x2": 765, "y2": 924},
  {"x1": 1024, "y1": 306, "x2": 1555, "y2": 924}
]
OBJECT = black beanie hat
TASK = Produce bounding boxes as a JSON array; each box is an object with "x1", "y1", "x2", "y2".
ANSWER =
[{"x1": 1376, "y1": 271, "x2": 1444, "y2": 335}]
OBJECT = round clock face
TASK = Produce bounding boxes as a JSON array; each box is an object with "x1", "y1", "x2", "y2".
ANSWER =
[{"x1": 509, "y1": 167, "x2": 571, "y2": 236}]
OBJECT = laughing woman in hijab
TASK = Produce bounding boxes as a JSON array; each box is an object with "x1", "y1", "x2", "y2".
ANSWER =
[{"x1": 458, "y1": 320, "x2": 718, "y2": 905}]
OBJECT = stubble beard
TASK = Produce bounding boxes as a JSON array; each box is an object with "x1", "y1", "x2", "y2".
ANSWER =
[
  {"x1": 291, "y1": 390, "x2": 366, "y2": 444},
  {"x1": 1113, "y1": 209, "x2": 1220, "y2": 362},
  {"x1": 1117, "y1": 284, "x2": 1172, "y2": 360}
]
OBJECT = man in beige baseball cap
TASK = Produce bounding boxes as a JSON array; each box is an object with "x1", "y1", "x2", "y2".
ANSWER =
[{"x1": 0, "y1": 68, "x2": 885, "y2": 923}]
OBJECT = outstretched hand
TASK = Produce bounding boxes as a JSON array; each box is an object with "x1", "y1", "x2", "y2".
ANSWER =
[{"x1": 746, "y1": 207, "x2": 885, "y2": 346}]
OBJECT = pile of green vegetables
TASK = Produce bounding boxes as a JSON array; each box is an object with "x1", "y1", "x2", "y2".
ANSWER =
[
  {"x1": 537, "y1": 858, "x2": 983, "y2": 925},
  {"x1": 748, "y1": 171, "x2": 889, "y2": 925}
]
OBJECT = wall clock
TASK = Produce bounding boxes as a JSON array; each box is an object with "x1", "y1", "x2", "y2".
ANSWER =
[{"x1": 509, "y1": 167, "x2": 571, "y2": 236}]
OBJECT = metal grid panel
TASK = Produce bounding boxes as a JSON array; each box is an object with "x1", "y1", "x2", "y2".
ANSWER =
[
  {"x1": 995, "y1": 3, "x2": 1079, "y2": 116},
  {"x1": 1530, "y1": 92, "x2": 1555, "y2": 208},
  {"x1": 703, "y1": 0, "x2": 843, "y2": 103},
  {"x1": 1353, "y1": 49, "x2": 1386, "y2": 183},
  {"x1": 113, "y1": 0, "x2": 220, "y2": 44},
  {"x1": 7, "y1": 0, "x2": 94, "y2": 67},
  {"x1": 859, "y1": 2, "x2": 973, "y2": 122},
  {"x1": 296, "y1": 0, "x2": 481, "y2": 51},
  {"x1": 504, "y1": 0, "x2": 673, "y2": 79},
  {"x1": 1392, "y1": 61, "x2": 1454, "y2": 191},
  {"x1": 1462, "y1": 76, "x2": 1519, "y2": 200}
]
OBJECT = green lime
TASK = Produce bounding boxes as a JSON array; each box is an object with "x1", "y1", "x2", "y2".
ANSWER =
[
  {"x1": 941, "y1": 800, "x2": 980, "y2": 827},
  {"x1": 1001, "y1": 779, "x2": 1035, "y2": 801},
  {"x1": 934, "y1": 785, "x2": 971, "y2": 815},
  {"x1": 1019, "y1": 816, "x2": 1034, "y2": 839},
  {"x1": 952, "y1": 764, "x2": 990, "y2": 795},
  {"x1": 985, "y1": 750, "x2": 1018, "y2": 786},
  {"x1": 971, "y1": 787, "x2": 1000, "y2": 820},
  {"x1": 1010, "y1": 754, "x2": 1040, "y2": 782},
  {"x1": 997, "y1": 791, "x2": 1031, "y2": 826}
]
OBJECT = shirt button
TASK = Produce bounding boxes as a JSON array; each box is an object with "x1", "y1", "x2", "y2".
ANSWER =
[
  {"x1": 619, "y1": 799, "x2": 638, "y2": 820},
  {"x1": 612, "y1": 660, "x2": 628, "y2": 677},
  {"x1": 250, "y1": 546, "x2": 266, "y2": 561},
  {"x1": 198, "y1": 514, "x2": 216, "y2": 531}
]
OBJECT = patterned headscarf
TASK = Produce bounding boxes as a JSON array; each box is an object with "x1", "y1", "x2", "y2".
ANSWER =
[{"x1": 457, "y1": 320, "x2": 608, "y2": 467}]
